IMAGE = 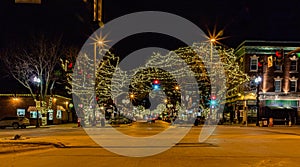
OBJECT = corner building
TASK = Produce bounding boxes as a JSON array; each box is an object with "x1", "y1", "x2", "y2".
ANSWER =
[{"x1": 232, "y1": 40, "x2": 300, "y2": 125}]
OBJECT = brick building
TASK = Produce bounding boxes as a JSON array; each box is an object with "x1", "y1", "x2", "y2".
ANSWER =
[{"x1": 228, "y1": 40, "x2": 300, "y2": 125}]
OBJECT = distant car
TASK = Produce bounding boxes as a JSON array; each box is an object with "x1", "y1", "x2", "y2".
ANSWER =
[
  {"x1": 0, "y1": 117, "x2": 30, "y2": 129},
  {"x1": 108, "y1": 116, "x2": 133, "y2": 124}
]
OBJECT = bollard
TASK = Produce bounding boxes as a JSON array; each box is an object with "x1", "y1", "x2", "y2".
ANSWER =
[{"x1": 77, "y1": 118, "x2": 81, "y2": 127}]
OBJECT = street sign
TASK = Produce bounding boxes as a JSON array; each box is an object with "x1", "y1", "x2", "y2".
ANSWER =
[{"x1": 268, "y1": 56, "x2": 273, "y2": 67}]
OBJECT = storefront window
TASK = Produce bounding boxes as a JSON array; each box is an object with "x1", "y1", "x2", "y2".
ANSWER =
[
  {"x1": 48, "y1": 110, "x2": 53, "y2": 120},
  {"x1": 30, "y1": 111, "x2": 42, "y2": 118},
  {"x1": 17, "y1": 109, "x2": 25, "y2": 117},
  {"x1": 56, "y1": 110, "x2": 62, "y2": 119}
]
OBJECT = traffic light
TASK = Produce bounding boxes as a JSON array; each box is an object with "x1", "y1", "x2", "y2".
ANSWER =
[
  {"x1": 275, "y1": 49, "x2": 284, "y2": 65},
  {"x1": 211, "y1": 95, "x2": 216, "y2": 100},
  {"x1": 152, "y1": 79, "x2": 160, "y2": 90},
  {"x1": 258, "y1": 61, "x2": 263, "y2": 72},
  {"x1": 68, "y1": 62, "x2": 73, "y2": 69},
  {"x1": 210, "y1": 95, "x2": 217, "y2": 108}
]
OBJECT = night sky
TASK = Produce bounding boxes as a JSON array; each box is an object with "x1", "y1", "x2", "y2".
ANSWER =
[
  {"x1": 1, "y1": 0, "x2": 300, "y2": 48},
  {"x1": 1, "y1": 0, "x2": 300, "y2": 91}
]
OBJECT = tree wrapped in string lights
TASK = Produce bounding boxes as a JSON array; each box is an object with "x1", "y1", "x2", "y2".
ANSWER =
[{"x1": 69, "y1": 42, "x2": 250, "y2": 124}]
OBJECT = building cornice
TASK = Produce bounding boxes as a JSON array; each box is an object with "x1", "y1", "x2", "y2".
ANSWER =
[{"x1": 235, "y1": 40, "x2": 300, "y2": 57}]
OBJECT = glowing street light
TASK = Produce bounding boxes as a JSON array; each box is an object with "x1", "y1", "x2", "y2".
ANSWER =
[
  {"x1": 129, "y1": 93, "x2": 135, "y2": 99},
  {"x1": 90, "y1": 32, "x2": 110, "y2": 126},
  {"x1": 33, "y1": 76, "x2": 41, "y2": 83},
  {"x1": 33, "y1": 75, "x2": 41, "y2": 128},
  {"x1": 255, "y1": 76, "x2": 262, "y2": 126},
  {"x1": 210, "y1": 38, "x2": 216, "y2": 43}
]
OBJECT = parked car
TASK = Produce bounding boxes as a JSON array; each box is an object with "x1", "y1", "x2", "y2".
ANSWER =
[
  {"x1": 108, "y1": 116, "x2": 133, "y2": 124},
  {"x1": 0, "y1": 117, "x2": 30, "y2": 129}
]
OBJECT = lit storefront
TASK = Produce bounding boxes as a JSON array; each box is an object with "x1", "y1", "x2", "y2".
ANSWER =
[{"x1": 0, "y1": 94, "x2": 73, "y2": 125}]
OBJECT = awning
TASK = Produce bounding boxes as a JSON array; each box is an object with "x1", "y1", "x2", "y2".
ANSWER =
[
  {"x1": 263, "y1": 106, "x2": 297, "y2": 118},
  {"x1": 27, "y1": 106, "x2": 37, "y2": 112}
]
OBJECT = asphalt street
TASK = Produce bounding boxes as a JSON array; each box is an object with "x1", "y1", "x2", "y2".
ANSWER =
[{"x1": 1, "y1": 122, "x2": 300, "y2": 167}]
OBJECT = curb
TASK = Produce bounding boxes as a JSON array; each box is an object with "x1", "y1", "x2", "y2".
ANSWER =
[
  {"x1": 0, "y1": 141, "x2": 65, "y2": 148},
  {"x1": 0, "y1": 141, "x2": 64, "y2": 154}
]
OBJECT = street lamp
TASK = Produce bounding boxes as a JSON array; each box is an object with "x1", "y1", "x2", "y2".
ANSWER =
[
  {"x1": 33, "y1": 76, "x2": 41, "y2": 128},
  {"x1": 91, "y1": 38, "x2": 105, "y2": 126},
  {"x1": 209, "y1": 38, "x2": 216, "y2": 120},
  {"x1": 129, "y1": 93, "x2": 135, "y2": 120},
  {"x1": 255, "y1": 76, "x2": 262, "y2": 126}
]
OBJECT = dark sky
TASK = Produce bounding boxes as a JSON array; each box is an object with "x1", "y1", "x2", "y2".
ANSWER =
[
  {"x1": 0, "y1": 0, "x2": 300, "y2": 93},
  {"x1": 1, "y1": 0, "x2": 300, "y2": 49}
]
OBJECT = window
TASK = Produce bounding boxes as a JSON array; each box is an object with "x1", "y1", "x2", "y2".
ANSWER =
[
  {"x1": 56, "y1": 110, "x2": 62, "y2": 119},
  {"x1": 290, "y1": 76, "x2": 298, "y2": 92},
  {"x1": 274, "y1": 76, "x2": 282, "y2": 92},
  {"x1": 290, "y1": 60, "x2": 297, "y2": 71},
  {"x1": 250, "y1": 56, "x2": 258, "y2": 71},
  {"x1": 290, "y1": 55, "x2": 298, "y2": 72},
  {"x1": 274, "y1": 61, "x2": 282, "y2": 71},
  {"x1": 17, "y1": 109, "x2": 25, "y2": 117},
  {"x1": 29, "y1": 111, "x2": 41, "y2": 118},
  {"x1": 274, "y1": 80, "x2": 281, "y2": 92},
  {"x1": 290, "y1": 81, "x2": 296, "y2": 92}
]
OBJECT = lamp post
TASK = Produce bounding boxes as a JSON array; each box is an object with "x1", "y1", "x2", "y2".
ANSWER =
[
  {"x1": 129, "y1": 93, "x2": 135, "y2": 120},
  {"x1": 92, "y1": 39, "x2": 104, "y2": 126},
  {"x1": 255, "y1": 76, "x2": 262, "y2": 126},
  {"x1": 209, "y1": 38, "x2": 216, "y2": 120},
  {"x1": 33, "y1": 76, "x2": 41, "y2": 128}
]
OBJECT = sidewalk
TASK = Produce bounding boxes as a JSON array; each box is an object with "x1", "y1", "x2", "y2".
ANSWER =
[{"x1": 26, "y1": 123, "x2": 79, "y2": 129}]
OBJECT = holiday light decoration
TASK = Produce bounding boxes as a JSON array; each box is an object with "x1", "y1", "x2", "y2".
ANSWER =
[{"x1": 68, "y1": 42, "x2": 250, "y2": 125}]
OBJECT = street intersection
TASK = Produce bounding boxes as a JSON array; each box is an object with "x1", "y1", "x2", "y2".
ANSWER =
[{"x1": 1, "y1": 122, "x2": 300, "y2": 167}]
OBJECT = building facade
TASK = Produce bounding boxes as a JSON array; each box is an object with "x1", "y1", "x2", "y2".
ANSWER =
[
  {"x1": 230, "y1": 40, "x2": 300, "y2": 125},
  {"x1": 0, "y1": 94, "x2": 74, "y2": 125}
]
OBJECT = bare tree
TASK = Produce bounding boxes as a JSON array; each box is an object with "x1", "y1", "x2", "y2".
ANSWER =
[{"x1": 2, "y1": 35, "x2": 63, "y2": 103}]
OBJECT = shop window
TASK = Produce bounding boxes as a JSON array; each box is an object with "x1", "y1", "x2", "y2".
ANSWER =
[
  {"x1": 17, "y1": 109, "x2": 25, "y2": 117},
  {"x1": 56, "y1": 110, "x2": 62, "y2": 119},
  {"x1": 48, "y1": 110, "x2": 54, "y2": 121},
  {"x1": 30, "y1": 111, "x2": 41, "y2": 118}
]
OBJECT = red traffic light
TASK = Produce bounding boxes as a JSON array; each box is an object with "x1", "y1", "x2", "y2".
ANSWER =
[
  {"x1": 211, "y1": 95, "x2": 216, "y2": 100},
  {"x1": 275, "y1": 50, "x2": 283, "y2": 58},
  {"x1": 153, "y1": 79, "x2": 159, "y2": 84},
  {"x1": 258, "y1": 62, "x2": 263, "y2": 67},
  {"x1": 68, "y1": 62, "x2": 73, "y2": 69}
]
